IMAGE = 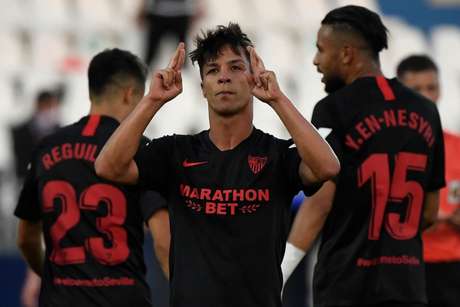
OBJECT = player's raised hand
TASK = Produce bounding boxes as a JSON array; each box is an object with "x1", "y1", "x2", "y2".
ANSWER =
[
  {"x1": 248, "y1": 46, "x2": 285, "y2": 104},
  {"x1": 146, "y1": 42, "x2": 185, "y2": 105}
]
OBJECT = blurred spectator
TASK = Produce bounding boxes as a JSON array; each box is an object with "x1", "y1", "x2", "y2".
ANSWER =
[
  {"x1": 137, "y1": 0, "x2": 204, "y2": 68},
  {"x1": 11, "y1": 90, "x2": 61, "y2": 180},
  {"x1": 397, "y1": 54, "x2": 460, "y2": 307},
  {"x1": 10, "y1": 89, "x2": 60, "y2": 307}
]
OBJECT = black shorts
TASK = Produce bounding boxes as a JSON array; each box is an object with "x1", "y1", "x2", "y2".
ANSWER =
[{"x1": 426, "y1": 261, "x2": 460, "y2": 307}]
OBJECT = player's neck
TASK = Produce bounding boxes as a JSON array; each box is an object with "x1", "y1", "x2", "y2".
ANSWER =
[
  {"x1": 346, "y1": 59, "x2": 383, "y2": 85},
  {"x1": 88, "y1": 103, "x2": 124, "y2": 123},
  {"x1": 208, "y1": 112, "x2": 254, "y2": 151}
]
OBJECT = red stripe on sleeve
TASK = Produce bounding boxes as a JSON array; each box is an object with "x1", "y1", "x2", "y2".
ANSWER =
[
  {"x1": 376, "y1": 76, "x2": 395, "y2": 101},
  {"x1": 82, "y1": 115, "x2": 100, "y2": 136}
]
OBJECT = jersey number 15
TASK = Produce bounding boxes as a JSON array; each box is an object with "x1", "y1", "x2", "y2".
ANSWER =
[{"x1": 358, "y1": 152, "x2": 427, "y2": 240}]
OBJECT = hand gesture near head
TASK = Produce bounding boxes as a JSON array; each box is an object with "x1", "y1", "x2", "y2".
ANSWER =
[
  {"x1": 147, "y1": 43, "x2": 186, "y2": 105},
  {"x1": 248, "y1": 47, "x2": 285, "y2": 104}
]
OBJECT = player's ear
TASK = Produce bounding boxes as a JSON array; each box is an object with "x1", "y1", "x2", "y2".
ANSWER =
[
  {"x1": 341, "y1": 45, "x2": 354, "y2": 65},
  {"x1": 123, "y1": 86, "x2": 135, "y2": 105}
]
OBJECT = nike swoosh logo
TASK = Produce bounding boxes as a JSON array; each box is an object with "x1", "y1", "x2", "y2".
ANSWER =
[
  {"x1": 317, "y1": 127, "x2": 332, "y2": 139},
  {"x1": 182, "y1": 160, "x2": 208, "y2": 167}
]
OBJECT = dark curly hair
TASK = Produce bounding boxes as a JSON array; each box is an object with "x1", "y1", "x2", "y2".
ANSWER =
[
  {"x1": 322, "y1": 5, "x2": 389, "y2": 59},
  {"x1": 189, "y1": 23, "x2": 254, "y2": 78}
]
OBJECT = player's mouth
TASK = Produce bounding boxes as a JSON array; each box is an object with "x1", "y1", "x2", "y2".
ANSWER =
[
  {"x1": 317, "y1": 69, "x2": 325, "y2": 82},
  {"x1": 216, "y1": 91, "x2": 235, "y2": 96}
]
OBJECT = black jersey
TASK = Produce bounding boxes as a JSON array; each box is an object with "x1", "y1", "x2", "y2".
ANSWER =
[
  {"x1": 135, "y1": 128, "x2": 316, "y2": 307},
  {"x1": 14, "y1": 115, "x2": 161, "y2": 307},
  {"x1": 311, "y1": 77, "x2": 445, "y2": 306}
]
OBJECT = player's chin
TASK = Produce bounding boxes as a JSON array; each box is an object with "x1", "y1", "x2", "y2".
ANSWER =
[{"x1": 213, "y1": 104, "x2": 244, "y2": 117}]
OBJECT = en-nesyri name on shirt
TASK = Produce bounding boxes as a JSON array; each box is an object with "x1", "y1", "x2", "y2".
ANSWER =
[{"x1": 345, "y1": 108, "x2": 436, "y2": 151}]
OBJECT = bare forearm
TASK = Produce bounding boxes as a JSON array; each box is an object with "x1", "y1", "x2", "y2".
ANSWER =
[
  {"x1": 154, "y1": 246, "x2": 170, "y2": 280},
  {"x1": 148, "y1": 209, "x2": 171, "y2": 280},
  {"x1": 289, "y1": 201, "x2": 329, "y2": 251},
  {"x1": 288, "y1": 181, "x2": 335, "y2": 250},
  {"x1": 17, "y1": 220, "x2": 44, "y2": 277},
  {"x1": 96, "y1": 98, "x2": 161, "y2": 182},
  {"x1": 282, "y1": 182, "x2": 334, "y2": 285},
  {"x1": 270, "y1": 96, "x2": 339, "y2": 182},
  {"x1": 19, "y1": 242, "x2": 44, "y2": 277}
]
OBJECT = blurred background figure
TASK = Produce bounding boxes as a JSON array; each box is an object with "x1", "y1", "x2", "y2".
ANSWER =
[
  {"x1": 137, "y1": 0, "x2": 204, "y2": 69},
  {"x1": 11, "y1": 90, "x2": 61, "y2": 181},
  {"x1": 397, "y1": 54, "x2": 460, "y2": 307},
  {"x1": 10, "y1": 89, "x2": 61, "y2": 307}
]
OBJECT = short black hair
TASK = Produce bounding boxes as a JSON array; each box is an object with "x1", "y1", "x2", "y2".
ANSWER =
[
  {"x1": 396, "y1": 55, "x2": 438, "y2": 78},
  {"x1": 322, "y1": 5, "x2": 388, "y2": 58},
  {"x1": 88, "y1": 48, "x2": 147, "y2": 99},
  {"x1": 189, "y1": 23, "x2": 253, "y2": 78}
]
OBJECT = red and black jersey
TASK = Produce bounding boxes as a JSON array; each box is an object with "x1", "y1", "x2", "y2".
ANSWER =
[
  {"x1": 14, "y1": 115, "x2": 163, "y2": 307},
  {"x1": 135, "y1": 128, "x2": 317, "y2": 307},
  {"x1": 311, "y1": 77, "x2": 445, "y2": 306}
]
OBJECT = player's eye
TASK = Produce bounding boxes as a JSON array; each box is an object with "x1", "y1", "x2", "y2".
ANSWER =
[{"x1": 206, "y1": 68, "x2": 218, "y2": 75}]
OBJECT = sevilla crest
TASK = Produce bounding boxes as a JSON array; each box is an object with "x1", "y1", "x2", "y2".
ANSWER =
[{"x1": 248, "y1": 155, "x2": 267, "y2": 174}]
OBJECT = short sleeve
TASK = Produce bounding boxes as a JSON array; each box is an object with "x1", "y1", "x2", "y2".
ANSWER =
[
  {"x1": 311, "y1": 97, "x2": 344, "y2": 162},
  {"x1": 14, "y1": 157, "x2": 41, "y2": 222},
  {"x1": 426, "y1": 112, "x2": 446, "y2": 191},
  {"x1": 134, "y1": 135, "x2": 174, "y2": 194},
  {"x1": 283, "y1": 144, "x2": 323, "y2": 197},
  {"x1": 139, "y1": 190, "x2": 168, "y2": 222}
]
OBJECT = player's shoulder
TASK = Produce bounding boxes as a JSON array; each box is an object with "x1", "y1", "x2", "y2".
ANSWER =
[
  {"x1": 316, "y1": 77, "x2": 370, "y2": 105},
  {"x1": 252, "y1": 128, "x2": 292, "y2": 148},
  {"x1": 151, "y1": 132, "x2": 200, "y2": 143},
  {"x1": 146, "y1": 132, "x2": 205, "y2": 150},
  {"x1": 314, "y1": 83, "x2": 357, "y2": 117},
  {"x1": 36, "y1": 120, "x2": 83, "y2": 150}
]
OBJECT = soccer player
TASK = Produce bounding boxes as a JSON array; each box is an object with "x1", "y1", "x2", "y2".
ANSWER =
[
  {"x1": 397, "y1": 54, "x2": 460, "y2": 307},
  {"x1": 95, "y1": 23, "x2": 340, "y2": 307},
  {"x1": 282, "y1": 6, "x2": 445, "y2": 307},
  {"x1": 15, "y1": 48, "x2": 170, "y2": 307}
]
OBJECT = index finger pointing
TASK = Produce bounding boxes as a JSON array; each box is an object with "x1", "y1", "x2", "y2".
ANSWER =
[
  {"x1": 168, "y1": 42, "x2": 185, "y2": 70},
  {"x1": 176, "y1": 45, "x2": 185, "y2": 70},
  {"x1": 248, "y1": 46, "x2": 265, "y2": 71}
]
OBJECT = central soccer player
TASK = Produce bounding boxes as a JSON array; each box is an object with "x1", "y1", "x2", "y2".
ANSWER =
[{"x1": 95, "y1": 23, "x2": 339, "y2": 306}]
